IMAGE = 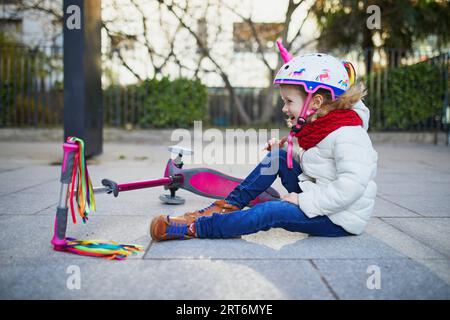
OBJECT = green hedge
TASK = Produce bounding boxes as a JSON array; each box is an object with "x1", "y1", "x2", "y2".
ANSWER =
[
  {"x1": 367, "y1": 61, "x2": 445, "y2": 130},
  {"x1": 137, "y1": 77, "x2": 207, "y2": 128}
]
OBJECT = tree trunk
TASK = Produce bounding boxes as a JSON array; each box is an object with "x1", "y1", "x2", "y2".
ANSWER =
[
  {"x1": 363, "y1": 27, "x2": 374, "y2": 75},
  {"x1": 259, "y1": 85, "x2": 275, "y2": 124},
  {"x1": 221, "y1": 74, "x2": 252, "y2": 125}
]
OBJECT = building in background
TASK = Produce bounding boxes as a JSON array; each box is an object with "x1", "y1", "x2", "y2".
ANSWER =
[{"x1": 0, "y1": 0, "x2": 62, "y2": 47}]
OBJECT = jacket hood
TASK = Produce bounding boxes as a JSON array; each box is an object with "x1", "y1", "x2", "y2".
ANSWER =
[{"x1": 352, "y1": 100, "x2": 370, "y2": 131}]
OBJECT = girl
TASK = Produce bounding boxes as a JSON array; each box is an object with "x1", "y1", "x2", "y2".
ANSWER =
[{"x1": 150, "y1": 41, "x2": 378, "y2": 241}]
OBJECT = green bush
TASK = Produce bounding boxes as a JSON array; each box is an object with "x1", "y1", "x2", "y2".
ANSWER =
[
  {"x1": 367, "y1": 61, "x2": 445, "y2": 130},
  {"x1": 138, "y1": 77, "x2": 207, "y2": 128}
]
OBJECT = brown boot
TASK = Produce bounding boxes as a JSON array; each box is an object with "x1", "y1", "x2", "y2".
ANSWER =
[
  {"x1": 182, "y1": 199, "x2": 240, "y2": 224},
  {"x1": 150, "y1": 215, "x2": 196, "y2": 241}
]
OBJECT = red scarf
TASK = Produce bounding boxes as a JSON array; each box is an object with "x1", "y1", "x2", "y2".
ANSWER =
[{"x1": 295, "y1": 109, "x2": 363, "y2": 150}]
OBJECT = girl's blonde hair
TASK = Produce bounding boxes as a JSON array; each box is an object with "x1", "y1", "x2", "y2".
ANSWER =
[{"x1": 306, "y1": 83, "x2": 366, "y2": 122}]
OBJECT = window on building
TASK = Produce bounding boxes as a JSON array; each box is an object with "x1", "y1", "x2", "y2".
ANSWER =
[{"x1": 0, "y1": 18, "x2": 23, "y2": 42}]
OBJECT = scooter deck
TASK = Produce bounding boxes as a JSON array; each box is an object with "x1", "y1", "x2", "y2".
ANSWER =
[{"x1": 166, "y1": 159, "x2": 280, "y2": 205}]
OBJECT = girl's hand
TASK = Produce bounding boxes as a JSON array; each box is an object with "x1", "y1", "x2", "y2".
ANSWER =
[
  {"x1": 281, "y1": 192, "x2": 299, "y2": 205},
  {"x1": 263, "y1": 136, "x2": 288, "y2": 151}
]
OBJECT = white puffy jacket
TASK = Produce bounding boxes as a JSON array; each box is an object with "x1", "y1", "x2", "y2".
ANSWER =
[{"x1": 296, "y1": 100, "x2": 378, "y2": 235}]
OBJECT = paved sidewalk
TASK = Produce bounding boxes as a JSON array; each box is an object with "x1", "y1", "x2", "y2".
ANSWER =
[{"x1": 0, "y1": 140, "x2": 449, "y2": 299}]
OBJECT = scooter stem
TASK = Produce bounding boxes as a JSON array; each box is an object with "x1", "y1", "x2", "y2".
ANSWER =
[{"x1": 51, "y1": 140, "x2": 78, "y2": 248}]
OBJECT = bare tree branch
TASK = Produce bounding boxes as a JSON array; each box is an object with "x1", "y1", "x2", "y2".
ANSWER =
[
  {"x1": 11, "y1": 0, "x2": 63, "y2": 20},
  {"x1": 158, "y1": 0, "x2": 252, "y2": 124},
  {"x1": 155, "y1": 0, "x2": 193, "y2": 74},
  {"x1": 102, "y1": 22, "x2": 144, "y2": 81},
  {"x1": 287, "y1": 1, "x2": 314, "y2": 51},
  {"x1": 291, "y1": 36, "x2": 320, "y2": 55},
  {"x1": 223, "y1": 3, "x2": 273, "y2": 73},
  {"x1": 130, "y1": 0, "x2": 158, "y2": 71},
  {"x1": 279, "y1": 0, "x2": 304, "y2": 49}
]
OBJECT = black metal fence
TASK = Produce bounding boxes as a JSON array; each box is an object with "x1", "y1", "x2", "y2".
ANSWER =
[
  {"x1": 1, "y1": 45, "x2": 449, "y2": 131},
  {"x1": 0, "y1": 45, "x2": 63, "y2": 127}
]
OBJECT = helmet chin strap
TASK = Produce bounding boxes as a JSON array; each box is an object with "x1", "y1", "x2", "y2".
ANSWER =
[
  {"x1": 287, "y1": 92, "x2": 314, "y2": 169},
  {"x1": 291, "y1": 93, "x2": 314, "y2": 133}
]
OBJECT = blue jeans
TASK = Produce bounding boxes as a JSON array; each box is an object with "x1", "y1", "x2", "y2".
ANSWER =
[{"x1": 195, "y1": 149, "x2": 352, "y2": 238}]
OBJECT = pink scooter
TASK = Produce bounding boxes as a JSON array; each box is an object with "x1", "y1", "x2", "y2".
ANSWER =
[
  {"x1": 51, "y1": 140, "x2": 280, "y2": 260},
  {"x1": 98, "y1": 146, "x2": 280, "y2": 206}
]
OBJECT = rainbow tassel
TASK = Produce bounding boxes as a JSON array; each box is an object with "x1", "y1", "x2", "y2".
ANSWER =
[
  {"x1": 67, "y1": 136, "x2": 96, "y2": 224},
  {"x1": 58, "y1": 137, "x2": 143, "y2": 261},
  {"x1": 343, "y1": 61, "x2": 356, "y2": 87},
  {"x1": 63, "y1": 238, "x2": 144, "y2": 260}
]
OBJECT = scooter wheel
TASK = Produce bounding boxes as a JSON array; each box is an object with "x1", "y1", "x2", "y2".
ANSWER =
[{"x1": 159, "y1": 194, "x2": 186, "y2": 205}]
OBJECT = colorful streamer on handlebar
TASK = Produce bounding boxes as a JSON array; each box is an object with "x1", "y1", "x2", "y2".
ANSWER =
[
  {"x1": 59, "y1": 137, "x2": 143, "y2": 260},
  {"x1": 67, "y1": 136, "x2": 96, "y2": 224}
]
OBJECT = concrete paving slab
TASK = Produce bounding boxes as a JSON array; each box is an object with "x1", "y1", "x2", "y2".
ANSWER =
[
  {"x1": 366, "y1": 218, "x2": 446, "y2": 260},
  {"x1": 380, "y1": 194, "x2": 450, "y2": 217},
  {"x1": 372, "y1": 197, "x2": 420, "y2": 218},
  {"x1": 375, "y1": 171, "x2": 450, "y2": 183},
  {"x1": 0, "y1": 258, "x2": 333, "y2": 299},
  {"x1": 382, "y1": 218, "x2": 450, "y2": 257},
  {"x1": 0, "y1": 166, "x2": 24, "y2": 174},
  {"x1": 366, "y1": 218, "x2": 450, "y2": 289},
  {"x1": 0, "y1": 166, "x2": 58, "y2": 196},
  {"x1": 416, "y1": 259, "x2": 450, "y2": 285},
  {"x1": 376, "y1": 181, "x2": 450, "y2": 197},
  {"x1": 0, "y1": 215, "x2": 149, "y2": 260},
  {"x1": 0, "y1": 191, "x2": 57, "y2": 215},
  {"x1": 145, "y1": 230, "x2": 405, "y2": 260},
  {"x1": 0, "y1": 179, "x2": 59, "y2": 215},
  {"x1": 313, "y1": 258, "x2": 450, "y2": 299}
]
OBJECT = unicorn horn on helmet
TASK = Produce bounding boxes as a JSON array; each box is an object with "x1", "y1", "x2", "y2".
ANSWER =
[{"x1": 276, "y1": 39, "x2": 293, "y2": 63}]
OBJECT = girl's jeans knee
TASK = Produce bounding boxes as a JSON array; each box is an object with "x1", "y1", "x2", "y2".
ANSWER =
[{"x1": 225, "y1": 149, "x2": 302, "y2": 209}]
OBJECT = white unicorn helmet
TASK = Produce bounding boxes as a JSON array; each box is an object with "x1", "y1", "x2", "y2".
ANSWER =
[{"x1": 273, "y1": 40, "x2": 355, "y2": 100}]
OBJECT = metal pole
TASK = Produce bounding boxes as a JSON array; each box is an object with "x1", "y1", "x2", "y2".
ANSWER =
[{"x1": 63, "y1": 0, "x2": 103, "y2": 157}]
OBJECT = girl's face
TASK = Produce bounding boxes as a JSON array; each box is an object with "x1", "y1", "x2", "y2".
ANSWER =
[
  {"x1": 280, "y1": 85, "x2": 306, "y2": 125},
  {"x1": 279, "y1": 85, "x2": 323, "y2": 125}
]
